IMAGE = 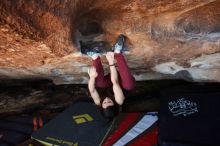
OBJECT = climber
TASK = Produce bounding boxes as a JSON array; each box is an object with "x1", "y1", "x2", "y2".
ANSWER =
[{"x1": 87, "y1": 35, "x2": 136, "y2": 119}]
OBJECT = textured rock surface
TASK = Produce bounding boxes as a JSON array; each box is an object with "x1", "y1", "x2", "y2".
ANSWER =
[
  {"x1": 0, "y1": 80, "x2": 89, "y2": 114},
  {"x1": 0, "y1": 79, "x2": 188, "y2": 114},
  {"x1": 0, "y1": 0, "x2": 219, "y2": 84}
]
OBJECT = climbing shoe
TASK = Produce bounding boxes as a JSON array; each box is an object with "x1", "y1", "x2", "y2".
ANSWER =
[
  {"x1": 80, "y1": 41, "x2": 105, "y2": 57},
  {"x1": 112, "y1": 34, "x2": 125, "y2": 52},
  {"x1": 86, "y1": 51, "x2": 100, "y2": 57},
  {"x1": 84, "y1": 46, "x2": 100, "y2": 57}
]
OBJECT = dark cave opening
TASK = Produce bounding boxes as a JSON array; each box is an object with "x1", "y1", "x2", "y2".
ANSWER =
[
  {"x1": 77, "y1": 21, "x2": 103, "y2": 36},
  {"x1": 79, "y1": 22, "x2": 110, "y2": 54},
  {"x1": 72, "y1": 18, "x2": 111, "y2": 55}
]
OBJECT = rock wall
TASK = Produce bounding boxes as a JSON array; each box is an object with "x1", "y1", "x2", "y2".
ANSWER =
[{"x1": 0, "y1": 0, "x2": 219, "y2": 84}]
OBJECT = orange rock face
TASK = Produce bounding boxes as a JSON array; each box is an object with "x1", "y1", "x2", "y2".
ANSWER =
[{"x1": 0, "y1": 0, "x2": 219, "y2": 83}]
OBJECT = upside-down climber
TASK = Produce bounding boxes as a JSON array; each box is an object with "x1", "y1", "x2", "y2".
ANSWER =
[{"x1": 87, "y1": 35, "x2": 136, "y2": 119}]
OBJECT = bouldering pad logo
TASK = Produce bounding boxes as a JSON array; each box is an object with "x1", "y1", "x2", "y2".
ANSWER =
[
  {"x1": 168, "y1": 98, "x2": 198, "y2": 117},
  {"x1": 72, "y1": 114, "x2": 93, "y2": 124}
]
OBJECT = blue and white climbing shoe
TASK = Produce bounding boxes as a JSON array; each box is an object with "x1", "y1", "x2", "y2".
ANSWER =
[
  {"x1": 86, "y1": 51, "x2": 99, "y2": 57},
  {"x1": 86, "y1": 46, "x2": 100, "y2": 57},
  {"x1": 113, "y1": 34, "x2": 125, "y2": 52}
]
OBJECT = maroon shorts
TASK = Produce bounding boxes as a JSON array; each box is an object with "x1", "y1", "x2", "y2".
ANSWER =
[{"x1": 92, "y1": 53, "x2": 135, "y2": 91}]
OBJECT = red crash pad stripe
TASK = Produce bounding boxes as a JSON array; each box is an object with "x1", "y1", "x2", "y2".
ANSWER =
[
  {"x1": 127, "y1": 124, "x2": 158, "y2": 146},
  {"x1": 103, "y1": 113, "x2": 142, "y2": 146}
]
